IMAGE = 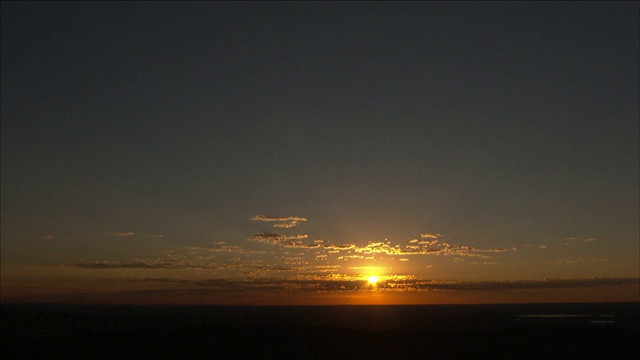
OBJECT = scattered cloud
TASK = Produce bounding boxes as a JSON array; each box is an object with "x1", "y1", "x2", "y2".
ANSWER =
[
  {"x1": 251, "y1": 215, "x2": 308, "y2": 222},
  {"x1": 340, "y1": 239, "x2": 512, "y2": 258},
  {"x1": 118, "y1": 276, "x2": 639, "y2": 294},
  {"x1": 250, "y1": 218, "x2": 513, "y2": 260},
  {"x1": 187, "y1": 243, "x2": 269, "y2": 254},
  {"x1": 323, "y1": 244, "x2": 357, "y2": 251},
  {"x1": 41, "y1": 234, "x2": 55, "y2": 240},
  {"x1": 420, "y1": 233, "x2": 443, "y2": 239},
  {"x1": 554, "y1": 257, "x2": 609, "y2": 264},
  {"x1": 64, "y1": 214, "x2": 609, "y2": 295},
  {"x1": 250, "y1": 232, "x2": 309, "y2": 245},
  {"x1": 338, "y1": 255, "x2": 366, "y2": 260},
  {"x1": 249, "y1": 229, "x2": 514, "y2": 261},
  {"x1": 251, "y1": 215, "x2": 308, "y2": 228},
  {"x1": 62, "y1": 260, "x2": 219, "y2": 270}
]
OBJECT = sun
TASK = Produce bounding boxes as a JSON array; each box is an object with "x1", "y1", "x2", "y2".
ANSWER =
[{"x1": 367, "y1": 276, "x2": 379, "y2": 285}]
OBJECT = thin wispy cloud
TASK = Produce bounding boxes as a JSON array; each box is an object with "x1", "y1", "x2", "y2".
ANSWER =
[
  {"x1": 284, "y1": 241, "x2": 322, "y2": 249},
  {"x1": 115, "y1": 232, "x2": 134, "y2": 237},
  {"x1": 251, "y1": 215, "x2": 308, "y2": 228},
  {"x1": 119, "y1": 276, "x2": 640, "y2": 295},
  {"x1": 62, "y1": 256, "x2": 246, "y2": 270},
  {"x1": 40, "y1": 234, "x2": 55, "y2": 240},
  {"x1": 187, "y1": 242, "x2": 270, "y2": 254},
  {"x1": 554, "y1": 257, "x2": 609, "y2": 264},
  {"x1": 420, "y1": 233, "x2": 443, "y2": 239}
]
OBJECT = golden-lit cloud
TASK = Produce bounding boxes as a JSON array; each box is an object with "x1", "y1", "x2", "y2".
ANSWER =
[
  {"x1": 323, "y1": 244, "x2": 357, "y2": 251},
  {"x1": 345, "y1": 239, "x2": 513, "y2": 258},
  {"x1": 251, "y1": 215, "x2": 308, "y2": 222},
  {"x1": 252, "y1": 223, "x2": 498, "y2": 260},
  {"x1": 251, "y1": 232, "x2": 310, "y2": 245},
  {"x1": 419, "y1": 233, "x2": 443, "y2": 239},
  {"x1": 251, "y1": 215, "x2": 308, "y2": 228},
  {"x1": 250, "y1": 216, "x2": 516, "y2": 260}
]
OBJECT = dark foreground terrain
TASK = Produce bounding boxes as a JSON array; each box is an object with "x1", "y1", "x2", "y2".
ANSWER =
[{"x1": 2, "y1": 302, "x2": 638, "y2": 359}]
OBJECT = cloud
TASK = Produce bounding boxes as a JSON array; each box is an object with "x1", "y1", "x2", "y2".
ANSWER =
[
  {"x1": 391, "y1": 277, "x2": 640, "y2": 292},
  {"x1": 63, "y1": 261, "x2": 159, "y2": 269},
  {"x1": 115, "y1": 232, "x2": 134, "y2": 237},
  {"x1": 62, "y1": 258, "x2": 240, "y2": 270},
  {"x1": 284, "y1": 241, "x2": 322, "y2": 249},
  {"x1": 273, "y1": 221, "x2": 301, "y2": 228},
  {"x1": 337, "y1": 255, "x2": 366, "y2": 260},
  {"x1": 323, "y1": 244, "x2": 357, "y2": 251},
  {"x1": 251, "y1": 215, "x2": 308, "y2": 222},
  {"x1": 251, "y1": 215, "x2": 308, "y2": 228},
  {"x1": 250, "y1": 232, "x2": 309, "y2": 245},
  {"x1": 249, "y1": 229, "x2": 514, "y2": 260},
  {"x1": 248, "y1": 217, "x2": 515, "y2": 261},
  {"x1": 420, "y1": 233, "x2": 443, "y2": 239},
  {"x1": 561, "y1": 237, "x2": 597, "y2": 243},
  {"x1": 119, "y1": 276, "x2": 640, "y2": 295},
  {"x1": 145, "y1": 234, "x2": 165, "y2": 238},
  {"x1": 187, "y1": 243, "x2": 269, "y2": 254},
  {"x1": 554, "y1": 257, "x2": 609, "y2": 264},
  {"x1": 348, "y1": 240, "x2": 513, "y2": 258},
  {"x1": 41, "y1": 234, "x2": 55, "y2": 240}
]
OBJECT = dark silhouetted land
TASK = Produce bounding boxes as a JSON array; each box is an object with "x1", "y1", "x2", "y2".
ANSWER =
[{"x1": 2, "y1": 302, "x2": 638, "y2": 359}]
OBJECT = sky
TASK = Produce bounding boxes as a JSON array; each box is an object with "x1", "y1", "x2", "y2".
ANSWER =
[{"x1": 1, "y1": 1, "x2": 638, "y2": 305}]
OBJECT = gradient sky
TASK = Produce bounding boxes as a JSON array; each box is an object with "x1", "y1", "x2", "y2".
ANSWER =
[{"x1": 2, "y1": 2, "x2": 638, "y2": 305}]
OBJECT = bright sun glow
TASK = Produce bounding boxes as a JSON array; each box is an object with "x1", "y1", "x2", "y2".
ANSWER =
[{"x1": 367, "y1": 276, "x2": 379, "y2": 285}]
